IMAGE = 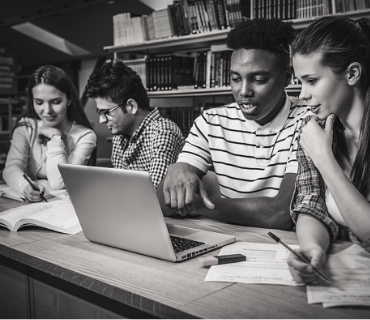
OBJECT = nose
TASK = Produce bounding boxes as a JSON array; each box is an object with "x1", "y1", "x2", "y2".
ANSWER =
[
  {"x1": 299, "y1": 85, "x2": 311, "y2": 102},
  {"x1": 98, "y1": 114, "x2": 107, "y2": 124},
  {"x1": 239, "y1": 79, "x2": 253, "y2": 97},
  {"x1": 43, "y1": 102, "x2": 53, "y2": 114}
]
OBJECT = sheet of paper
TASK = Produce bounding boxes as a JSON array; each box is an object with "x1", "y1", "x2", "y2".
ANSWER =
[
  {"x1": 204, "y1": 242, "x2": 303, "y2": 286},
  {"x1": 307, "y1": 244, "x2": 370, "y2": 307}
]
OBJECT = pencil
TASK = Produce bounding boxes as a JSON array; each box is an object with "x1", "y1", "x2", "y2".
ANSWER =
[
  {"x1": 23, "y1": 174, "x2": 48, "y2": 202},
  {"x1": 268, "y1": 231, "x2": 330, "y2": 284}
]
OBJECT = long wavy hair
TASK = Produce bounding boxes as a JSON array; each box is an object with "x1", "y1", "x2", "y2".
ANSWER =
[
  {"x1": 292, "y1": 16, "x2": 370, "y2": 196},
  {"x1": 24, "y1": 65, "x2": 93, "y2": 130}
]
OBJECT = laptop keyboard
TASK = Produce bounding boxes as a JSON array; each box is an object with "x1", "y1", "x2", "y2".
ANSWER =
[{"x1": 170, "y1": 235, "x2": 205, "y2": 253}]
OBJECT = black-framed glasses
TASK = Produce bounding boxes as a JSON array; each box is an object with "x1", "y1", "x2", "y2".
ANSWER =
[{"x1": 95, "y1": 104, "x2": 123, "y2": 121}]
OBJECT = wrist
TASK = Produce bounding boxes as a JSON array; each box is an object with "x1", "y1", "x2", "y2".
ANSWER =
[{"x1": 49, "y1": 134, "x2": 62, "y2": 140}]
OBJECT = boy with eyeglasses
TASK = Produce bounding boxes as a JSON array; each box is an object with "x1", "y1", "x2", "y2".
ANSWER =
[{"x1": 85, "y1": 62, "x2": 184, "y2": 189}]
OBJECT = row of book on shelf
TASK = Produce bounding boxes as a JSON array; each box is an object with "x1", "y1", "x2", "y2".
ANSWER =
[
  {"x1": 158, "y1": 102, "x2": 225, "y2": 136},
  {"x1": 112, "y1": 0, "x2": 370, "y2": 46},
  {"x1": 113, "y1": 0, "x2": 249, "y2": 46},
  {"x1": 118, "y1": 44, "x2": 232, "y2": 92}
]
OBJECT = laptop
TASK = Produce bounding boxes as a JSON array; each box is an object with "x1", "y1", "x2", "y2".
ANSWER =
[{"x1": 58, "y1": 164, "x2": 235, "y2": 262}]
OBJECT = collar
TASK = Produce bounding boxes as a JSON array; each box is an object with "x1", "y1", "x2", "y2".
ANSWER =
[
  {"x1": 240, "y1": 94, "x2": 291, "y2": 133},
  {"x1": 129, "y1": 108, "x2": 160, "y2": 143}
]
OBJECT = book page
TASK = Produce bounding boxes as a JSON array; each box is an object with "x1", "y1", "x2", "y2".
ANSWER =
[
  {"x1": 1, "y1": 199, "x2": 81, "y2": 234},
  {"x1": 307, "y1": 244, "x2": 370, "y2": 307},
  {"x1": 204, "y1": 242, "x2": 302, "y2": 286}
]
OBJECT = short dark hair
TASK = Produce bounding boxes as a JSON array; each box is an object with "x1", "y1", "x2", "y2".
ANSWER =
[
  {"x1": 85, "y1": 62, "x2": 149, "y2": 111},
  {"x1": 226, "y1": 18, "x2": 295, "y2": 71}
]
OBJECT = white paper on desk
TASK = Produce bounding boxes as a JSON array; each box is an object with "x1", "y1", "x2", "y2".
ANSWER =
[
  {"x1": 204, "y1": 242, "x2": 303, "y2": 286},
  {"x1": 307, "y1": 244, "x2": 370, "y2": 307}
]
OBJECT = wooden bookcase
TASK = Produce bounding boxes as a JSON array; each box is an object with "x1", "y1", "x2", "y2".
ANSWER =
[{"x1": 103, "y1": 8, "x2": 370, "y2": 135}]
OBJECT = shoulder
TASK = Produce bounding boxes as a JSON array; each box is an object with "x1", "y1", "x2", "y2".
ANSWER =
[
  {"x1": 287, "y1": 96, "x2": 312, "y2": 121},
  {"x1": 70, "y1": 123, "x2": 97, "y2": 140},
  {"x1": 150, "y1": 117, "x2": 183, "y2": 138}
]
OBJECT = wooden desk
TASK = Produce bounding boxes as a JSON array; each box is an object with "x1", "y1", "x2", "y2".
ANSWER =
[{"x1": 0, "y1": 197, "x2": 369, "y2": 319}]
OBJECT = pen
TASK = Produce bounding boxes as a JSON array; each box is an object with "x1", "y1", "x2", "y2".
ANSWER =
[
  {"x1": 268, "y1": 231, "x2": 330, "y2": 284},
  {"x1": 23, "y1": 174, "x2": 48, "y2": 202},
  {"x1": 198, "y1": 254, "x2": 246, "y2": 267}
]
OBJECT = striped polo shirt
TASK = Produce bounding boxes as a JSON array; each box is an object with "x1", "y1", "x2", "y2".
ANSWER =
[{"x1": 177, "y1": 96, "x2": 310, "y2": 198}]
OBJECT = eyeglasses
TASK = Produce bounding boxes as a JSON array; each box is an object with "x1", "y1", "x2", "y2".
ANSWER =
[{"x1": 95, "y1": 104, "x2": 123, "y2": 121}]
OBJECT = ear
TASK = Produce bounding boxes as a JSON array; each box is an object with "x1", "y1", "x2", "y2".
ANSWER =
[
  {"x1": 283, "y1": 66, "x2": 293, "y2": 88},
  {"x1": 346, "y1": 62, "x2": 362, "y2": 86},
  {"x1": 126, "y1": 98, "x2": 138, "y2": 115}
]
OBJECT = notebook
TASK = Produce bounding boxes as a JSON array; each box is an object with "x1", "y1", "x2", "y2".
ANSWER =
[{"x1": 58, "y1": 164, "x2": 236, "y2": 262}]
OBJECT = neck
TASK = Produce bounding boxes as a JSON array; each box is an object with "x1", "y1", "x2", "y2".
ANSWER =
[
  {"x1": 337, "y1": 92, "x2": 364, "y2": 143},
  {"x1": 55, "y1": 116, "x2": 73, "y2": 136},
  {"x1": 128, "y1": 109, "x2": 150, "y2": 137}
]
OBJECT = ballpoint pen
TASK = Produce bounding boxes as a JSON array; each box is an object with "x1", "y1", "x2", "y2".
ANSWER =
[
  {"x1": 268, "y1": 231, "x2": 330, "y2": 284},
  {"x1": 23, "y1": 174, "x2": 48, "y2": 202}
]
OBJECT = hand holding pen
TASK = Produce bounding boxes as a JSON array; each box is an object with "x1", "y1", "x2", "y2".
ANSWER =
[
  {"x1": 268, "y1": 232, "x2": 330, "y2": 284},
  {"x1": 23, "y1": 175, "x2": 48, "y2": 203}
]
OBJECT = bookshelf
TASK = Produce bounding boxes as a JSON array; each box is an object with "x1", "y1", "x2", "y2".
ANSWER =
[
  {"x1": 0, "y1": 96, "x2": 25, "y2": 176},
  {"x1": 103, "y1": 4, "x2": 370, "y2": 135}
]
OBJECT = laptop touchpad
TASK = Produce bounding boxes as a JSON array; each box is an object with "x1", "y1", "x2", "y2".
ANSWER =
[{"x1": 166, "y1": 224, "x2": 199, "y2": 236}]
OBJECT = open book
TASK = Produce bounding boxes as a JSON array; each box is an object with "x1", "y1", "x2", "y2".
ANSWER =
[{"x1": 0, "y1": 198, "x2": 81, "y2": 234}]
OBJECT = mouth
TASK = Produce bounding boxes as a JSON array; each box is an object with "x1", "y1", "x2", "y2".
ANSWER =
[
  {"x1": 308, "y1": 104, "x2": 321, "y2": 114},
  {"x1": 239, "y1": 103, "x2": 257, "y2": 114},
  {"x1": 43, "y1": 116, "x2": 56, "y2": 121}
]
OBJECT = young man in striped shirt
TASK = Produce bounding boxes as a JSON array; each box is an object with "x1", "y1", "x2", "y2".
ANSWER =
[{"x1": 157, "y1": 19, "x2": 310, "y2": 229}]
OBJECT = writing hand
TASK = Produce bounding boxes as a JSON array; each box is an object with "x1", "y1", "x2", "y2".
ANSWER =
[
  {"x1": 287, "y1": 247, "x2": 327, "y2": 284},
  {"x1": 23, "y1": 184, "x2": 46, "y2": 202},
  {"x1": 299, "y1": 114, "x2": 335, "y2": 168},
  {"x1": 163, "y1": 163, "x2": 215, "y2": 216}
]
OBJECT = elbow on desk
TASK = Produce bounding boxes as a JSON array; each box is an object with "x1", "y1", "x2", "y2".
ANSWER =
[{"x1": 266, "y1": 207, "x2": 295, "y2": 231}]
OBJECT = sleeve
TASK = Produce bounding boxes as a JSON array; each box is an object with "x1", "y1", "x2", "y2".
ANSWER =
[
  {"x1": 2, "y1": 125, "x2": 32, "y2": 194},
  {"x1": 285, "y1": 109, "x2": 312, "y2": 175},
  {"x1": 46, "y1": 129, "x2": 97, "y2": 189},
  {"x1": 176, "y1": 112, "x2": 213, "y2": 173},
  {"x1": 290, "y1": 141, "x2": 339, "y2": 242},
  {"x1": 149, "y1": 126, "x2": 184, "y2": 189}
]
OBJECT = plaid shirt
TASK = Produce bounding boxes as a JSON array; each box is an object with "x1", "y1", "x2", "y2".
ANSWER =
[
  {"x1": 290, "y1": 116, "x2": 370, "y2": 252},
  {"x1": 111, "y1": 108, "x2": 184, "y2": 189}
]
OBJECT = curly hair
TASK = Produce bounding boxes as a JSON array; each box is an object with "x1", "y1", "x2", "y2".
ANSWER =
[
  {"x1": 226, "y1": 18, "x2": 295, "y2": 70},
  {"x1": 85, "y1": 61, "x2": 149, "y2": 111}
]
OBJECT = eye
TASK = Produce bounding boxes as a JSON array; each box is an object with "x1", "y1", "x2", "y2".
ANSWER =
[
  {"x1": 307, "y1": 79, "x2": 317, "y2": 85},
  {"x1": 52, "y1": 100, "x2": 62, "y2": 104},
  {"x1": 254, "y1": 78, "x2": 268, "y2": 83},
  {"x1": 34, "y1": 100, "x2": 43, "y2": 106},
  {"x1": 231, "y1": 77, "x2": 241, "y2": 83}
]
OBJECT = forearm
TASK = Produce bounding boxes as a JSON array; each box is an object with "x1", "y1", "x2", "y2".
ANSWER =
[
  {"x1": 46, "y1": 139, "x2": 67, "y2": 189},
  {"x1": 317, "y1": 155, "x2": 370, "y2": 241},
  {"x1": 296, "y1": 214, "x2": 330, "y2": 252},
  {"x1": 191, "y1": 195, "x2": 294, "y2": 230}
]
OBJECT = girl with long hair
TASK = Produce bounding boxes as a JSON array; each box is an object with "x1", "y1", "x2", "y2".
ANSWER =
[
  {"x1": 3, "y1": 65, "x2": 96, "y2": 202},
  {"x1": 288, "y1": 16, "x2": 370, "y2": 283}
]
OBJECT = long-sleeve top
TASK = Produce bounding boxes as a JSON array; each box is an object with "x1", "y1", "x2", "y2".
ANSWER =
[
  {"x1": 3, "y1": 117, "x2": 97, "y2": 193},
  {"x1": 290, "y1": 116, "x2": 370, "y2": 252}
]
